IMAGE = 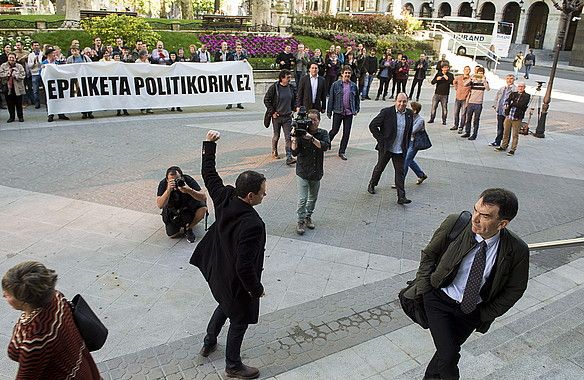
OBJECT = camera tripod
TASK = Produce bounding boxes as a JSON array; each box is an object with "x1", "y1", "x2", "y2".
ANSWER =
[{"x1": 525, "y1": 81, "x2": 544, "y2": 135}]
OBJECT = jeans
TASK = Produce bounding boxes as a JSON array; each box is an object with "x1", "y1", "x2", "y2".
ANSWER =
[
  {"x1": 464, "y1": 103, "x2": 483, "y2": 137},
  {"x1": 361, "y1": 74, "x2": 374, "y2": 98},
  {"x1": 204, "y1": 305, "x2": 249, "y2": 370},
  {"x1": 430, "y1": 94, "x2": 449, "y2": 123},
  {"x1": 369, "y1": 151, "x2": 406, "y2": 199},
  {"x1": 329, "y1": 113, "x2": 353, "y2": 154},
  {"x1": 453, "y1": 99, "x2": 467, "y2": 129},
  {"x1": 404, "y1": 140, "x2": 425, "y2": 180},
  {"x1": 272, "y1": 115, "x2": 293, "y2": 158},
  {"x1": 297, "y1": 177, "x2": 320, "y2": 221},
  {"x1": 513, "y1": 67, "x2": 520, "y2": 78},
  {"x1": 524, "y1": 65, "x2": 532, "y2": 79},
  {"x1": 31, "y1": 74, "x2": 41, "y2": 107},
  {"x1": 494, "y1": 114, "x2": 505, "y2": 145},
  {"x1": 376, "y1": 77, "x2": 389, "y2": 98},
  {"x1": 409, "y1": 78, "x2": 424, "y2": 100}
]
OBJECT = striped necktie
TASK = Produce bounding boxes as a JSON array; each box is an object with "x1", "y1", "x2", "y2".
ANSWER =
[{"x1": 460, "y1": 241, "x2": 488, "y2": 314}]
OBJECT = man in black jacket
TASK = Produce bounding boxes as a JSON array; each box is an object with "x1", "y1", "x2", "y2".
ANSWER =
[
  {"x1": 296, "y1": 63, "x2": 326, "y2": 113},
  {"x1": 495, "y1": 82, "x2": 531, "y2": 156},
  {"x1": 291, "y1": 109, "x2": 330, "y2": 235},
  {"x1": 275, "y1": 45, "x2": 295, "y2": 70},
  {"x1": 429, "y1": 64, "x2": 455, "y2": 125},
  {"x1": 409, "y1": 53, "x2": 428, "y2": 102},
  {"x1": 263, "y1": 69, "x2": 297, "y2": 164},
  {"x1": 361, "y1": 48, "x2": 378, "y2": 100},
  {"x1": 367, "y1": 93, "x2": 414, "y2": 204},
  {"x1": 191, "y1": 130, "x2": 266, "y2": 380}
]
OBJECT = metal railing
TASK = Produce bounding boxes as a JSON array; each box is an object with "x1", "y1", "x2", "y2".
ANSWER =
[
  {"x1": 429, "y1": 22, "x2": 500, "y2": 71},
  {"x1": 528, "y1": 237, "x2": 584, "y2": 251}
]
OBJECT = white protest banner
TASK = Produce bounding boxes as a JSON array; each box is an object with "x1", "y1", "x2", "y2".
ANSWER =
[{"x1": 41, "y1": 61, "x2": 255, "y2": 114}]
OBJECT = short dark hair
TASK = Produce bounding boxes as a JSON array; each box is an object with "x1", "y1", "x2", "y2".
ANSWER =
[
  {"x1": 2, "y1": 261, "x2": 58, "y2": 309},
  {"x1": 308, "y1": 62, "x2": 319, "y2": 70},
  {"x1": 235, "y1": 171, "x2": 265, "y2": 198},
  {"x1": 31, "y1": 40, "x2": 39, "y2": 45},
  {"x1": 307, "y1": 109, "x2": 320, "y2": 121},
  {"x1": 410, "y1": 101, "x2": 422, "y2": 114},
  {"x1": 279, "y1": 69, "x2": 292, "y2": 81},
  {"x1": 479, "y1": 188, "x2": 518, "y2": 221},
  {"x1": 166, "y1": 166, "x2": 183, "y2": 178},
  {"x1": 342, "y1": 65, "x2": 352, "y2": 74}
]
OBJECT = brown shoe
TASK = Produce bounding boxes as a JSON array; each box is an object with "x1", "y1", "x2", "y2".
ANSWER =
[
  {"x1": 225, "y1": 364, "x2": 260, "y2": 379},
  {"x1": 296, "y1": 221, "x2": 306, "y2": 235},
  {"x1": 304, "y1": 217, "x2": 315, "y2": 229},
  {"x1": 199, "y1": 343, "x2": 217, "y2": 357},
  {"x1": 272, "y1": 151, "x2": 280, "y2": 159}
]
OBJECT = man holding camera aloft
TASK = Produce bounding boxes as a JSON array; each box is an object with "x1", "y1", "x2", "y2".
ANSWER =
[
  {"x1": 157, "y1": 166, "x2": 207, "y2": 243},
  {"x1": 291, "y1": 108, "x2": 331, "y2": 235}
]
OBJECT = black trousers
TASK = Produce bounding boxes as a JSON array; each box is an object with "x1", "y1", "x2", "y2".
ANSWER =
[
  {"x1": 369, "y1": 150, "x2": 406, "y2": 199},
  {"x1": 377, "y1": 77, "x2": 390, "y2": 98},
  {"x1": 4, "y1": 93, "x2": 23, "y2": 120},
  {"x1": 204, "y1": 305, "x2": 249, "y2": 370},
  {"x1": 423, "y1": 288, "x2": 481, "y2": 380},
  {"x1": 409, "y1": 78, "x2": 424, "y2": 100},
  {"x1": 329, "y1": 113, "x2": 353, "y2": 155},
  {"x1": 494, "y1": 114, "x2": 506, "y2": 146},
  {"x1": 396, "y1": 79, "x2": 408, "y2": 95}
]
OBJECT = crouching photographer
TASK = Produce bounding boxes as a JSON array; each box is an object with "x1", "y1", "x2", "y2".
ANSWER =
[
  {"x1": 156, "y1": 166, "x2": 208, "y2": 243},
  {"x1": 291, "y1": 108, "x2": 330, "y2": 235}
]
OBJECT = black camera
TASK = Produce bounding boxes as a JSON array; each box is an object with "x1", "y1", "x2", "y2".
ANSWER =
[
  {"x1": 535, "y1": 81, "x2": 545, "y2": 91},
  {"x1": 291, "y1": 106, "x2": 313, "y2": 137},
  {"x1": 174, "y1": 177, "x2": 186, "y2": 188}
]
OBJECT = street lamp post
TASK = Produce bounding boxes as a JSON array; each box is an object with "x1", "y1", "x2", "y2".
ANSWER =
[{"x1": 534, "y1": 0, "x2": 584, "y2": 138}]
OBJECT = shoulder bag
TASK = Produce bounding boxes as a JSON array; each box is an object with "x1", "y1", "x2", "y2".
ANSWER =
[
  {"x1": 70, "y1": 294, "x2": 108, "y2": 351},
  {"x1": 413, "y1": 129, "x2": 432, "y2": 151}
]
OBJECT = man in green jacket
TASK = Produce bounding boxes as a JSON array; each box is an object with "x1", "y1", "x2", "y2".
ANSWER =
[{"x1": 413, "y1": 188, "x2": 529, "y2": 379}]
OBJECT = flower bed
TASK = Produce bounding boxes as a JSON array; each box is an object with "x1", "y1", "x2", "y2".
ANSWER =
[{"x1": 198, "y1": 34, "x2": 301, "y2": 58}]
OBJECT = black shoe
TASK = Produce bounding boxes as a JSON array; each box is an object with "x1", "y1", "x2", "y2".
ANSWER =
[
  {"x1": 365, "y1": 96, "x2": 371, "y2": 100},
  {"x1": 58, "y1": 115, "x2": 70, "y2": 120},
  {"x1": 82, "y1": 114, "x2": 88, "y2": 119},
  {"x1": 488, "y1": 142, "x2": 499, "y2": 147},
  {"x1": 35, "y1": 105, "x2": 41, "y2": 109},
  {"x1": 468, "y1": 136, "x2": 476, "y2": 140},
  {"x1": 460, "y1": 133, "x2": 470, "y2": 138},
  {"x1": 116, "y1": 110, "x2": 122, "y2": 116},
  {"x1": 177, "y1": 107, "x2": 183, "y2": 112},
  {"x1": 442, "y1": 121, "x2": 446, "y2": 126},
  {"x1": 338, "y1": 153, "x2": 347, "y2": 160},
  {"x1": 6, "y1": 118, "x2": 14, "y2": 123},
  {"x1": 367, "y1": 183, "x2": 375, "y2": 194},
  {"x1": 146, "y1": 109, "x2": 153, "y2": 114},
  {"x1": 123, "y1": 110, "x2": 130, "y2": 116},
  {"x1": 427, "y1": 119, "x2": 434, "y2": 124},
  {"x1": 507, "y1": 150, "x2": 515, "y2": 156},
  {"x1": 286, "y1": 157, "x2": 296, "y2": 165},
  {"x1": 397, "y1": 197, "x2": 412, "y2": 205},
  {"x1": 18, "y1": 118, "x2": 24, "y2": 122},
  {"x1": 382, "y1": 96, "x2": 386, "y2": 101},
  {"x1": 88, "y1": 113, "x2": 94, "y2": 119},
  {"x1": 296, "y1": 221, "x2": 305, "y2": 235},
  {"x1": 449, "y1": 126, "x2": 458, "y2": 130},
  {"x1": 0, "y1": 105, "x2": 6, "y2": 109},
  {"x1": 185, "y1": 228, "x2": 196, "y2": 243},
  {"x1": 226, "y1": 104, "x2": 233, "y2": 109},
  {"x1": 389, "y1": 95, "x2": 394, "y2": 99},
  {"x1": 47, "y1": 115, "x2": 54, "y2": 122},
  {"x1": 304, "y1": 217, "x2": 315, "y2": 230},
  {"x1": 495, "y1": 147, "x2": 506, "y2": 152},
  {"x1": 225, "y1": 364, "x2": 260, "y2": 379},
  {"x1": 416, "y1": 175, "x2": 428, "y2": 185},
  {"x1": 375, "y1": 96, "x2": 379, "y2": 101},
  {"x1": 170, "y1": 107, "x2": 175, "y2": 111},
  {"x1": 199, "y1": 343, "x2": 217, "y2": 357}
]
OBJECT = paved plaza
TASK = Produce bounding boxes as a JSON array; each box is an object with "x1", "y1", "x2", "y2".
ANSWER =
[{"x1": 0, "y1": 66, "x2": 583, "y2": 379}]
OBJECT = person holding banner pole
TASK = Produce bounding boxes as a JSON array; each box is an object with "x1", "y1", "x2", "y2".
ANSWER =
[{"x1": 41, "y1": 49, "x2": 69, "y2": 123}]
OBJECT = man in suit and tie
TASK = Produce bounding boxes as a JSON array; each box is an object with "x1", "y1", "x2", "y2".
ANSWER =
[
  {"x1": 411, "y1": 188, "x2": 529, "y2": 379},
  {"x1": 191, "y1": 130, "x2": 267, "y2": 380},
  {"x1": 296, "y1": 62, "x2": 326, "y2": 113},
  {"x1": 367, "y1": 93, "x2": 414, "y2": 204}
]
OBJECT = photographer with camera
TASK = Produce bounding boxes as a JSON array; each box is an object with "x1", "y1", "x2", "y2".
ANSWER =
[
  {"x1": 291, "y1": 108, "x2": 330, "y2": 235},
  {"x1": 156, "y1": 166, "x2": 207, "y2": 243}
]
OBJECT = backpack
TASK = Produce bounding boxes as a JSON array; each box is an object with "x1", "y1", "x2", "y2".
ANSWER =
[{"x1": 398, "y1": 211, "x2": 472, "y2": 328}]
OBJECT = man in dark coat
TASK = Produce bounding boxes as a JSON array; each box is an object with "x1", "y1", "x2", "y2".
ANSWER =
[
  {"x1": 296, "y1": 62, "x2": 326, "y2": 113},
  {"x1": 367, "y1": 93, "x2": 414, "y2": 204},
  {"x1": 190, "y1": 130, "x2": 266, "y2": 380},
  {"x1": 406, "y1": 188, "x2": 529, "y2": 379}
]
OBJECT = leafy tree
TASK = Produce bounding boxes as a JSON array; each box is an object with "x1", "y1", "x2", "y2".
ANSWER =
[{"x1": 81, "y1": 14, "x2": 160, "y2": 48}]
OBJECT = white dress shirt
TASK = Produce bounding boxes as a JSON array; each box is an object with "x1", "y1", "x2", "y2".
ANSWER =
[
  {"x1": 442, "y1": 232, "x2": 501, "y2": 303},
  {"x1": 310, "y1": 75, "x2": 318, "y2": 104}
]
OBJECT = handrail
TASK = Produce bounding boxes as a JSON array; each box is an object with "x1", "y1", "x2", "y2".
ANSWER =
[
  {"x1": 429, "y1": 22, "x2": 499, "y2": 70},
  {"x1": 528, "y1": 237, "x2": 584, "y2": 251}
]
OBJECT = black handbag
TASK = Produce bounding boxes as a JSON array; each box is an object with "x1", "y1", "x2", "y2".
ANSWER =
[
  {"x1": 413, "y1": 129, "x2": 432, "y2": 150},
  {"x1": 70, "y1": 294, "x2": 108, "y2": 351}
]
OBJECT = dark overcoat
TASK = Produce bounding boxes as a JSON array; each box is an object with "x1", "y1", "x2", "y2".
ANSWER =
[
  {"x1": 190, "y1": 141, "x2": 266, "y2": 324},
  {"x1": 368, "y1": 106, "x2": 414, "y2": 152}
]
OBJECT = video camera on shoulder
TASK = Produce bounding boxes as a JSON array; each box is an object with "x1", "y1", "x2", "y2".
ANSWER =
[{"x1": 291, "y1": 106, "x2": 313, "y2": 138}]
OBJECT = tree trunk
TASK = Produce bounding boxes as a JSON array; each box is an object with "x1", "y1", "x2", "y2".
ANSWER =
[
  {"x1": 79, "y1": 0, "x2": 92, "y2": 10},
  {"x1": 214, "y1": 0, "x2": 220, "y2": 13},
  {"x1": 62, "y1": 0, "x2": 80, "y2": 27},
  {"x1": 180, "y1": 0, "x2": 194, "y2": 19},
  {"x1": 250, "y1": 0, "x2": 271, "y2": 25},
  {"x1": 160, "y1": 0, "x2": 167, "y2": 18},
  {"x1": 54, "y1": 0, "x2": 66, "y2": 15}
]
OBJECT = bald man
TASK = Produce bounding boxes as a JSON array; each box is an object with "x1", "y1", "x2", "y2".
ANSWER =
[{"x1": 367, "y1": 93, "x2": 414, "y2": 204}]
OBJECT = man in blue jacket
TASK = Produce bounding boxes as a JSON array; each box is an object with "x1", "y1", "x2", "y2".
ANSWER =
[{"x1": 327, "y1": 65, "x2": 360, "y2": 160}]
